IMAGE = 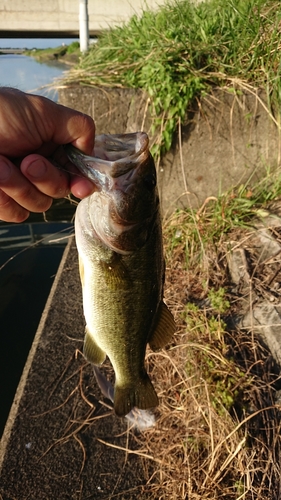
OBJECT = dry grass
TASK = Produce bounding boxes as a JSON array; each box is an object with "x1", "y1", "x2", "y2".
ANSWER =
[
  {"x1": 35, "y1": 186, "x2": 281, "y2": 498},
  {"x1": 31, "y1": 203, "x2": 281, "y2": 499},
  {"x1": 117, "y1": 205, "x2": 281, "y2": 499}
]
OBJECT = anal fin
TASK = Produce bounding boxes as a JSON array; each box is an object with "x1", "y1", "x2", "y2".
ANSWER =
[
  {"x1": 92, "y1": 365, "x2": 114, "y2": 402},
  {"x1": 83, "y1": 328, "x2": 106, "y2": 365},
  {"x1": 149, "y1": 301, "x2": 176, "y2": 351}
]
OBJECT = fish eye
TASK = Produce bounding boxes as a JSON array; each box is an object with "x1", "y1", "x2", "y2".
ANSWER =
[{"x1": 143, "y1": 174, "x2": 156, "y2": 191}]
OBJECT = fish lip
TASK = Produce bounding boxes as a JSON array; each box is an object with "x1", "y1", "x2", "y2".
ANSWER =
[{"x1": 64, "y1": 132, "x2": 150, "y2": 185}]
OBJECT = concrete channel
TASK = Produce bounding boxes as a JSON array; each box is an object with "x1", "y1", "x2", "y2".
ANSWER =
[{"x1": 1, "y1": 85, "x2": 281, "y2": 498}]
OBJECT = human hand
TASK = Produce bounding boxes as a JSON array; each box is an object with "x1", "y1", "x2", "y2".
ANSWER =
[{"x1": 0, "y1": 87, "x2": 96, "y2": 222}]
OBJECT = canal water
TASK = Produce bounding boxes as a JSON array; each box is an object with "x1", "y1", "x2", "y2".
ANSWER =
[
  {"x1": 1, "y1": 53, "x2": 68, "y2": 101},
  {"x1": 0, "y1": 39, "x2": 79, "y2": 436},
  {"x1": 0, "y1": 37, "x2": 76, "y2": 99}
]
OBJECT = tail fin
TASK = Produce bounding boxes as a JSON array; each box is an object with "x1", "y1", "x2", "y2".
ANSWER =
[{"x1": 114, "y1": 374, "x2": 159, "y2": 417}]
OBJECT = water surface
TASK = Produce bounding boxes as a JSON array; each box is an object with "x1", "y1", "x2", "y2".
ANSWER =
[
  {"x1": 0, "y1": 38, "x2": 77, "y2": 49},
  {"x1": 0, "y1": 53, "x2": 69, "y2": 100}
]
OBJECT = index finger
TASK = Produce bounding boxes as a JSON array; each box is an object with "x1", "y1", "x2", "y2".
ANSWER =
[{"x1": 50, "y1": 148, "x2": 97, "y2": 199}]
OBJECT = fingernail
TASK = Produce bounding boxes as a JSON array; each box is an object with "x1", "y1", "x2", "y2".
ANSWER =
[
  {"x1": 0, "y1": 160, "x2": 11, "y2": 181},
  {"x1": 72, "y1": 179, "x2": 96, "y2": 199},
  {"x1": 26, "y1": 159, "x2": 47, "y2": 179}
]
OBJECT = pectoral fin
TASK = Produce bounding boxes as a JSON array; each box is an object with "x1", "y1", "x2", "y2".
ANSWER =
[
  {"x1": 149, "y1": 301, "x2": 176, "y2": 351},
  {"x1": 83, "y1": 328, "x2": 106, "y2": 365}
]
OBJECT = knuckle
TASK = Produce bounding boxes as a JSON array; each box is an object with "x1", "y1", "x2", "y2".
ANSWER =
[
  {"x1": 15, "y1": 184, "x2": 34, "y2": 203},
  {"x1": 0, "y1": 189, "x2": 10, "y2": 208},
  {"x1": 79, "y1": 113, "x2": 95, "y2": 132}
]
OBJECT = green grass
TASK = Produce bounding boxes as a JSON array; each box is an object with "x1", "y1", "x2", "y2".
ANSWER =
[
  {"x1": 63, "y1": 0, "x2": 281, "y2": 161},
  {"x1": 183, "y1": 299, "x2": 246, "y2": 415},
  {"x1": 24, "y1": 42, "x2": 80, "y2": 61},
  {"x1": 164, "y1": 165, "x2": 281, "y2": 270},
  {"x1": 66, "y1": 41, "x2": 80, "y2": 54},
  {"x1": 25, "y1": 46, "x2": 67, "y2": 58}
]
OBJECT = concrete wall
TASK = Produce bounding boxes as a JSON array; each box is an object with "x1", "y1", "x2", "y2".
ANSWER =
[{"x1": 0, "y1": 0, "x2": 202, "y2": 36}]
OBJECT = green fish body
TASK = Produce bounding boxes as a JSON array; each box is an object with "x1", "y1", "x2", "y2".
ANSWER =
[{"x1": 66, "y1": 133, "x2": 175, "y2": 417}]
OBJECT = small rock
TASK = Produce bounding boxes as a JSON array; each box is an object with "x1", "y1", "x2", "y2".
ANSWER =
[
  {"x1": 226, "y1": 243, "x2": 250, "y2": 285},
  {"x1": 253, "y1": 228, "x2": 281, "y2": 262},
  {"x1": 240, "y1": 301, "x2": 281, "y2": 366}
]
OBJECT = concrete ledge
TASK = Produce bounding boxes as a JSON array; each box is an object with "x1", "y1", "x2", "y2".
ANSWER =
[
  {"x1": 0, "y1": 238, "x2": 151, "y2": 499},
  {"x1": 0, "y1": 237, "x2": 73, "y2": 472}
]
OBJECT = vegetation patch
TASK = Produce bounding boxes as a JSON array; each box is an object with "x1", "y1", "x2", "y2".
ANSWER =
[
  {"x1": 25, "y1": 41, "x2": 80, "y2": 64},
  {"x1": 131, "y1": 169, "x2": 281, "y2": 499},
  {"x1": 63, "y1": 0, "x2": 281, "y2": 161}
]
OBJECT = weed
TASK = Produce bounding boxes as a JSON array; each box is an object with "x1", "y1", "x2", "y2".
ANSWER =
[
  {"x1": 208, "y1": 287, "x2": 230, "y2": 314},
  {"x1": 182, "y1": 298, "x2": 244, "y2": 416},
  {"x1": 164, "y1": 165, "x2": 281, "y2": 283},
  {"x1": 66, "y1": 41, "x2": 80, "y2": 54},
  {"x1": 63, "y1": 0, "x2": 281, "y2": 161}
]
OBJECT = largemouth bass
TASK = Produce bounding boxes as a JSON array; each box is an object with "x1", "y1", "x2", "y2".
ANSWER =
[{"x1": 66, "y1": 132, "x2": 176, "y2": 417}]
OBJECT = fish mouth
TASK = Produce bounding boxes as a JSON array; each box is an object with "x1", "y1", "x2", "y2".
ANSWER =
[
  {"x1": 68, "y1": 132, "x2": 158, "y2": 253},
  {"x1": 65, "y1": 132, "x2": 150, "y2": 189}
]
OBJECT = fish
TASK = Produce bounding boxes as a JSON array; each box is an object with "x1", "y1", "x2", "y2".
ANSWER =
[{"x1": 65, "y1": 132, "x2": 176, "y2": 417}]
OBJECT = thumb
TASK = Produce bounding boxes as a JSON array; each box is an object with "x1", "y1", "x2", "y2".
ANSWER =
[
  {"x1": 33, "y1": 96, "x2": 96, "y2": 155},
  {"x1": 61, "y1": 111, "x2": 96, "y2": 155}
]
